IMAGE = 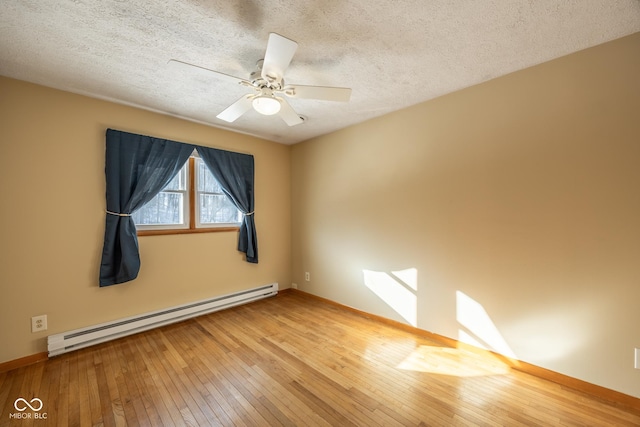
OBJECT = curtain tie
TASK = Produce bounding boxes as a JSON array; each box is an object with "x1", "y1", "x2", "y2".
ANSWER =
[
  {"x1": 106, "y1": 210, "x2": 132, "y2": 217},
  {"x1": 244, "y1": 211, "x2": 255, "y2": 216}
]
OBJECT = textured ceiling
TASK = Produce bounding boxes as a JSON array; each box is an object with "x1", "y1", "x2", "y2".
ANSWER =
[{"x1": 1, "y1": 1, "x2": 639, "y2": 144}]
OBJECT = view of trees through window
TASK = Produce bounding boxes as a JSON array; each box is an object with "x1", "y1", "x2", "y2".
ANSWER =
[
  {"x1": 132, "y1": 166, "x2": 186, "y2": 226},
  {"x1": 196, "y1": 158, "x2": 242, "y2": 225},
  {"x1": 132, "y1": 157, "x2": 241, "y2": 229}
]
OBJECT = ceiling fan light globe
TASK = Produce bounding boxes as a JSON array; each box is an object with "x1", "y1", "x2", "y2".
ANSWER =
[{"x1": 252, "y1": 96, "x2": 281, "y2": 115}]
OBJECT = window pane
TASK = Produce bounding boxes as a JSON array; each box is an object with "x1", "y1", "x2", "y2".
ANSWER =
[
  {"x1": 133, "y1": 192, "x2": 183, "y2": 225},
  {"x1": 197, "y1": 159, "x2": 223, "y2": 193},
  {"x1": 163, "y1": 166, "x2": 186, "y2": 191},
  {"x1": 200, "y1": 194, "x2": 241, "y2": 224}
]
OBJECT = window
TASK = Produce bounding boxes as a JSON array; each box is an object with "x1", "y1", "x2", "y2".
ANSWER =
[
  {"x1": 132, "y1": 163, "x2": 189, "y2": 230},
  {"x1": 195, "y1": 157, "x2": 243, "y2": 227},
  {"x1": 133, "y1": 156, "x2": 242, "y2": 235}
]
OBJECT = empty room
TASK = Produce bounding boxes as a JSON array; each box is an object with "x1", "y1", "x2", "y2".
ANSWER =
[{"x1": 1, "y1": 1, "x2": 639, "y2": 425}]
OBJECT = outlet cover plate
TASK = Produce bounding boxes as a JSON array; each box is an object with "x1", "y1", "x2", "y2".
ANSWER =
[{"x1": 31, "y1": 315, "x2": 47, "y2": 333}]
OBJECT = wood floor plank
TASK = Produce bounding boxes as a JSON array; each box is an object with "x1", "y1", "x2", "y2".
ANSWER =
[
  {"x1": 104, "y1": 342, "x2": 146, "y2": 427},
  {"x1": 2, "y1": 291, "x2": 639, "y2": 426},
  {"x1": 122, "y1": 338, "x2": 162, "y2": 426},
  {"x1": 136, "y1": 332, "x2": 190, "y2": 426},
  {"x1": 163, "y1": 324, "x2": 232, "y2": 426},
  {"x1": 93, "y1": 351, "x2": 118, "y2": 427},
  {"x1": 127, "y1": 338, "x2": 177, "y2": 427},
  {"x1": 206, "y1": 342, "x2": 287, "y2": 426},
  {"x1": 56, "y1": 357, "x2": 71, "y2": 427},
  {"x1": 249, "y1": 335, "x2": 383, "y2": 426},
  {"x1": 65, "y1": 353, "x2": 81, "y2": 427},
  {"x1": 47, "y1": 358, "x2": 66, "y2": 426},
  {"x1": 185, "y1": 324, "x2": 270, "y2": 426},
  {"x1": 172, "y1": 328, "x2": 245, "y2": 425},
  {"x1": 74, "y1": 349, "x2": 92, "y2": 427},
  {"x1": 203, "y1": 323, "x2": 329, "y2": 425},
  {"x1": 0, "y1": 369, "x2": 26, "y2": 424}
]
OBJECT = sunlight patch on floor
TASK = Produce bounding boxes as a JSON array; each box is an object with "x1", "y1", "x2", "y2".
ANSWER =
[{"x1": 396, "y1": 345, "x2": 511, "y2": 377}]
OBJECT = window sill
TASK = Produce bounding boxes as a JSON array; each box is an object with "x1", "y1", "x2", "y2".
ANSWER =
[{"x1": 137, "y1": 227, "x2": 240, "y2": 237}]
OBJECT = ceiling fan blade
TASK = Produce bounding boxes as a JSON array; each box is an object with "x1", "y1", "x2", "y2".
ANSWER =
[
  {"x1": 168, "y1": 59, "x2": 251, "y2": 86},
  {"x1": 276, "y1": 97, "x2": 303, "y2": 126},
  {"x1": 216, "y1": 95, "x2": 254, "y2": 122},
  {"x1": 281, "y1": 84, "x2": 352, "y2": 102},
  {"x1": 261, "y1": 33, "x2": 298, "y2": 84}
]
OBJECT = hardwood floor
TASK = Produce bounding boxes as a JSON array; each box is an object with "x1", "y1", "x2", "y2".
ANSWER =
[{"x1": 1, "y1": 290, "x2": 639, "y2": 426}]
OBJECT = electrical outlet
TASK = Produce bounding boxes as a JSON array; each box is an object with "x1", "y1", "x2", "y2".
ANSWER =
[
  {"x1": 635, "y1": 348, "x2": 640, "y2": 369},
  {"x1": 292, "y1": 283, "x2": 298, "y2": 289},
  {"x1": 31, "y1": 315, "x2": 47, "y2": 333},
  {"x1": 305, "y1": 272, "x2": 311, "y2": 282}
]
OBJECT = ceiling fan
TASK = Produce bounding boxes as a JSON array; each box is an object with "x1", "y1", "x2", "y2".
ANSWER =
[{"x1": 168, "y1": 33, "x2": 352, "y2": 126}]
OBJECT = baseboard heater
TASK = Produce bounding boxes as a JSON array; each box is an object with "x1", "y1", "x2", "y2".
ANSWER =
[{"x1": 48, "y1": 282, "x2": 278, "y2": 357}]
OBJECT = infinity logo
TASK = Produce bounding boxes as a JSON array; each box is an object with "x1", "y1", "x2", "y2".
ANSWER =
[{"x1": 14, "y1": 398, "x2": 43, "y2": 412}]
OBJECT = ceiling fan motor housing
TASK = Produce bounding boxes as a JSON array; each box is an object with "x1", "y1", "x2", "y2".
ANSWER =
[{"x1": 170, "y1": 33, "x2": 350, "y2": 126}]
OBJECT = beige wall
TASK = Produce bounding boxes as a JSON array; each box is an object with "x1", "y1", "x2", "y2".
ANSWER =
[
  {"x1": 291, "y1": 33, "x2": 640, "y2": 397},
  {"x1": 2, "y1": 33, "x2": 639, "y2": 399},
  {"x1": 0, "y1": 77, "x2": 291, "y2": 363}
]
